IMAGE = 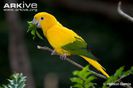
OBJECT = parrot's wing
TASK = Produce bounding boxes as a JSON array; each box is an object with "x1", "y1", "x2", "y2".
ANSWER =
[
  {"x1": 63, "y1": 36, "x2": 87, "y2": 49},
  {"x1": 62, "y1": 36, "x2": 96, "y2": 59}
]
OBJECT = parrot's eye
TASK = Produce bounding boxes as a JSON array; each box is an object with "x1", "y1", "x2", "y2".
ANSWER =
[{"x1": 40, "y1": 17, "x2": 44, "y2": 20}]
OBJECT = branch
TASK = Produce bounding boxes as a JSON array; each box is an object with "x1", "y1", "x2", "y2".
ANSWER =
[
  {"x1": 37, "y1": 45, "x2": 107, "y2": 79},
  {"x1": 118, "y1": 1, "x2": 133, "y2": 22},
  {"x1": 115, "y1": 76, "x2": 132, "y2": 88}
]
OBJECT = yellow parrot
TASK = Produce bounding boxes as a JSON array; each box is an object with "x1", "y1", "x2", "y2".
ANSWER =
[{"x1": 32, "y1": 12, "x2": 109, "y2": 78}]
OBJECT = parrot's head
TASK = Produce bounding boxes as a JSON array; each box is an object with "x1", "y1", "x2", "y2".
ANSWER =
[{"x1": 32, "y1": 12, "x2": 57, "y2": 30}]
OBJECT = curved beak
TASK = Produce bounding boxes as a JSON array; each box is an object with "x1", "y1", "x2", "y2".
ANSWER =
[{"x1": 32, "y1": 18, "x2": 41, "y2": 28}]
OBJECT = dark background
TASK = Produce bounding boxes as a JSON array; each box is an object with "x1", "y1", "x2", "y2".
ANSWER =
[{"x1": 0, "y1": 0, "x2": 133, "y2": 88}]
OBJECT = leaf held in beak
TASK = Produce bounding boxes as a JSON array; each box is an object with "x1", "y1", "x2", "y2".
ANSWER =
[{"x1": 27, "y1": 21, "x2": 43, "y2": 40}]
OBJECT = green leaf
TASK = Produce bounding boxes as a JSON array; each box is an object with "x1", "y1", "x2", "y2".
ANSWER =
[
  {"x1": 27, "y1": 21, "x2": 36, "y2": 32},
  {"x1": 114, "y1": 66, "x2": 124, "y2": 77},
  {"x1": 27, "y1": 21, "x2": 43, "y2": 40},
  {"x1": 70, "y1": 65, "x2": 96, "y2": 88},
  {"x1": 82, "y1": 72, "x2": 92, "y2": 79},
  {"x1": 73, "y1": 66, "x2": 91, "y2": 79},
  {"x1": 121, "y1": 66, "x2": 133, "y2": 78},
  {"x1": 84, "y1": 82, "x2": 95, "y2": 88},
  {"x1": 103, "y1": 66, "x2": 124, "y2": 84},
  {"x1": 70, "y1": 77, "x2": 83, "y2": 84},
  {"x1": 73, "y1": 71, "x2": 80, "y2": 76},
  {"x1": 86, "y1": 76, "x2": 96, "y2": 83},
  {"x1": 36, "y1": 30, "x2": 43, "y2": 40},
  {"x1": 31, "y1": 29, "x2": 36, "y2": 35},
  {"x1": 78, "y1": 66, "x2": 90, "y2": 79},
  {"x1": 2, "y1": 73, "x2": 26, "y2": 88}
]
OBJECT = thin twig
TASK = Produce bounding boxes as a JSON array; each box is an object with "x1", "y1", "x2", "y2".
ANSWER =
[
  {"x1": 116, "y1": 75, "x2": 132, "y2": 88},
  {"x1": 118, "y1": 1, "x2": 133, "y2": 22},
  {"x1": 37, "y1": 45, "x2": 107, "y2": 79}
]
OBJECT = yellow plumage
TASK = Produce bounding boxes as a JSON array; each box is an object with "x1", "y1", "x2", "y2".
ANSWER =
[
  {"x1": 81, "y1": 56, "x2": 109, "y2": 78},
  {"x1": 33, "y1": 12, "x2": 109, "y2": 78}
]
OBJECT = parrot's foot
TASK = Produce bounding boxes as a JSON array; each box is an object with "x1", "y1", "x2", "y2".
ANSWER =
[
  {"x1": 51, "y1": 50, "x2": 56, "y2": 55},
  {"x1": 60, "y1": 54, "x2": 67, "y2": 60}
]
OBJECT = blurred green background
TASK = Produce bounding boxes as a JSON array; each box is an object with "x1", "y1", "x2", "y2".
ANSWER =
[{"x1": 0, "y1": 0, "x2": 133, "y2": 88}]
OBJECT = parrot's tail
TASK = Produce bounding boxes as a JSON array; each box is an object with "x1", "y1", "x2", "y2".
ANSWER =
[{"x1": 80, "y1": 55, "x2": 109, "y2": 78}]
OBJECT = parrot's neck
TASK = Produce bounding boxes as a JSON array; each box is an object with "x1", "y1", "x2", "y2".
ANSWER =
[{"x1": 41, "y1": 22, "x2": 62, "y2": 37}]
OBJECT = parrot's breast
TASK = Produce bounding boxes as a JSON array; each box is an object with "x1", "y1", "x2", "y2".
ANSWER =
[{"x1": 45, "y1": 25, "x2": 76, "y2": 55}]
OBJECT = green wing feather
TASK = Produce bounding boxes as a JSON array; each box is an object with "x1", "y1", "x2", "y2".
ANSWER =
[{"x1": 62, "y1": 37, "x2": 96, "y2": 59}]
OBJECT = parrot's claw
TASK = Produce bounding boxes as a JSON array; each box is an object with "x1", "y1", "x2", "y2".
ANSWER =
[
  {"x1": 51, "y1": 50, "x2": 56, "y2": 55},
  {"x1": 60, "y1": 54, "x2": 67, "y2": 60}
]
